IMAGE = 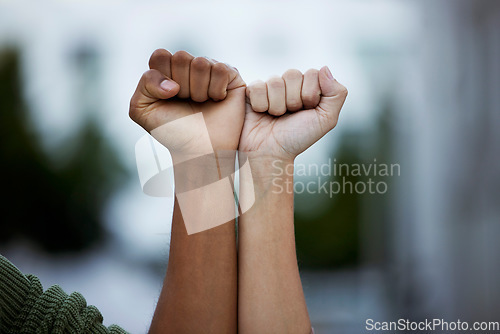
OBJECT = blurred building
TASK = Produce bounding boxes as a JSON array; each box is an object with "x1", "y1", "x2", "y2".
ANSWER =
[
  {"x1": 0, "y1": 1, "x2": 498, "y2": 333},
  {"x1": 393, "y1": 0, "x2": 500, "y2": 325}
]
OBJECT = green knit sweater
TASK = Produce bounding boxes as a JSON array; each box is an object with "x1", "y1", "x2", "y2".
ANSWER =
[{"x1": 0, "y1": 254, "x2": 128, "y2": 334}]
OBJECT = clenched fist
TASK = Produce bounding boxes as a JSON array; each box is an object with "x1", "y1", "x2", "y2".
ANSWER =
[
  {"x1": 129, "y1": 49, "x2": 246, "y2": 160},
  {"x1": 240, "y1": 66, "x2": 348, "y2": 161}
]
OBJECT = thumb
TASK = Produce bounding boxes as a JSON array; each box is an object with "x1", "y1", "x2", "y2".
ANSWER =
[
  {"x1": 317, "y1": 66, "x2": 348, "y2": 126},
  {"x1": 129, "y1": 69, "x2": 180, "y2": 129},
  {"x1": 130, "y1": 69, "x2": 179, "y2": 113}
]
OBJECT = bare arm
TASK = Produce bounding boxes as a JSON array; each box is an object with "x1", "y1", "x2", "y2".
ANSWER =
[
  {"x1": 149, "y1": 199, "x2": 237, "y2": 333},
  {"x1": 130, "y1": 49, "x2": 245, "y2": 334},
  {"x1": 238, "y1": 156, "x2": 310, "y2": 333},
  {"x1": 238, "y1": 66, "x2": 348, "y2": 334}
]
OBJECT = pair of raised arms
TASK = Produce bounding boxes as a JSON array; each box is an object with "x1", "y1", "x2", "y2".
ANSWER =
[
  {"x1": 129, "y1": 50, "x2": 347, "y2": 334},
  {"x1": 129, "y1": 49, "x2": 347, "y2": 164}
]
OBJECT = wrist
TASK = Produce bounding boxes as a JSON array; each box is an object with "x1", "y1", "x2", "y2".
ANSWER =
[
  {"x1": 172, "y1": 151, "x2": 238, "y2": 235},
  {"x1": 238, "y1": 152, "x2": 294, "y2": 193},
  {"x1": 173, "y1": 151, "x2": 237, "y2": 194}
]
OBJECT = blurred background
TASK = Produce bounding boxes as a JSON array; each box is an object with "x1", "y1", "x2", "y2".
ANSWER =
[{"x1": 0, "y1": 0, "x2": 499, "y2": 332}]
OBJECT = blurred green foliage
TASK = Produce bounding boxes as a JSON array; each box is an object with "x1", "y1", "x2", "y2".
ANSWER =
[
  {"x1": 294, "y1": 134, "x2": 362, "y2": 268},
  {"x1": 0, "y1": 48, "x2": 126, "y2": 253},
  {"x1": 295, "y1": 105, "x2": 394, "y2": 269}
]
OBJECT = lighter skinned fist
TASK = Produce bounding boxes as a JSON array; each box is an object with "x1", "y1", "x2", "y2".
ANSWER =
[{"x1": 239, "y1": 66, "x2": 348, "y2": 161}]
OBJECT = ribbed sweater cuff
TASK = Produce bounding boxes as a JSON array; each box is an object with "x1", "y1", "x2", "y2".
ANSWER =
[
  {"x1": 0, "y1": 254, "x2": 31, "y2": 330},
  {"x1": 0, "y1": 254, "x2": 128, "y2": 334}
]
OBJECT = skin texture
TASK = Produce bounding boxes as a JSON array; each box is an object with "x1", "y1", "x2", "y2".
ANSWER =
[
  {"x1": 129, "y1": 49, "x2": 347, "y2": 334},
  {"x1": 130, "y1": 49, "x2": 245, "y2": 334},
  {"x1": 238, "y1": 67, "x2": 348, "y2": 334},
  {"x1": 240, "y1": 67, "x2": 348, "y2": 160},
  {"x1": 130, "y1": 49, "x2": 246, "y2": 156}
]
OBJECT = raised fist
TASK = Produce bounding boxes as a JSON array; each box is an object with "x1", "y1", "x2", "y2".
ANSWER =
[
  {"x1": 240, "y1": 66, "x2": 347, "y2": 161},
  {"x1": 130, "y1": 49, "x2": 246, "y2": 160}
]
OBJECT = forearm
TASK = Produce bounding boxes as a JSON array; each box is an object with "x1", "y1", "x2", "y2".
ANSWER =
[
  {"x1": 238, "y1": 156, "x2": 311, "y2": 334},
  {"x1": 149, "y1": 155, "x2": 238, "y2": 334}
]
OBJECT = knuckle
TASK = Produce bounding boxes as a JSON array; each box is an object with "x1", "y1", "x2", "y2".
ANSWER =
[
  {"x1": 249, "y1": 80, "x2": 265, "y2": 89},
  {"x1": 191, "y1": 57, "x2": 210, "y2": 71},
  {"x1": 250, "y1": 83, "x2": 267, "y2": 96},
  {"x1": 267, "y1": 77, "x2": 284, "y2": 89},
  {"x1": 282, "y1": 69, "x2": 302, "y2": 80},
  {"x1": 210, "y1": 90, "x2": 227, "y2": 101},
  {"x1": 149, "y1": 48, "x2": 171, "y2": 67},
  {"x1": 224, "y1": 62, "x2": 237, "y2": 72},
  {"x1": 304, "y1": 68, "x2": 319, "y2": 76},
  {"x1": 151, "y1": 48, "x2": 168, "y2": 57},
  {"x1": 302, "y1": 91, "x2": 320, "y2": 106},
  {"x1": 252, "y1": 103, "x2": 268, "y2": 112},
  {"x1": 191, "y1": 94, "x2": 207, "y2": 103},
  {"x1": 269, "y1": 108, "x2": 286, "y2": 116},
  {"x1": 302, "y1": 90, "x2": 317, "y2": 101},
  {"x1": 287, "y1": 99, "x2": 302, "y2": 109},
  {"x1": 172, "y1": 50, "x2": 193, "y2": 63},
  {"x1": 212, "y1": 62, "x2": 229, "y2": 75},
  {"x1": 142, "y1": 69, "x2": 156, "y2": 82}
]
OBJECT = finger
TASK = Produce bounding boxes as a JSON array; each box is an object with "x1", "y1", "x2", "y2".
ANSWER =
[
  {"x1": 208, "y1": 62, "x2": 230, "y2": 101},
  {"x1": 282, "y1": 69, "x2": 303, "y2": 112},
  {"x1": 129, "y1": 69, "x2": 180, "y2": 123},
  {"x1": 205, "y1": 57, "x2": 217, "y2": 64},
  {"x1": 247, "y1": 80, "x2": 268, "y2": 112},
  {"x1": 224, "y1": 63, "x2": 246, "y2": 90},
  {"x1": 302, "y1": 69, "x2": 321, "y2": 109},
  {"x1": 149, "y1": 49, "x2": 172, "y2": 78},
  {"x1": 317, "y1": 66, "x2": 348, "y2": 127},
  {"x1": 267, "y1": 76, "x2": 286, "y2": 116},
  {"x1": 171, "y1": 50, "x2": 194, "y2": 99},
  {"x1": 189, "y1": 57, "x2": 211, "y2": 102}
]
